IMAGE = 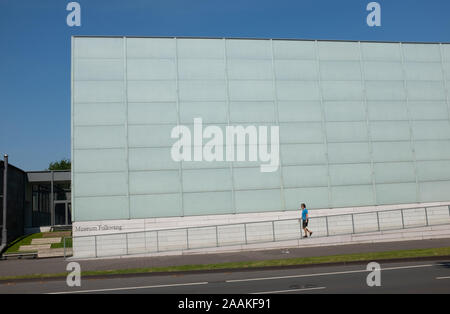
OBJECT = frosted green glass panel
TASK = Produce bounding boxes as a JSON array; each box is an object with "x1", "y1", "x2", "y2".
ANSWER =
[
  {"x1": 365, "y1": 81, "x2": 406, "y2": 100},
  {"x1": 403, "y1": 62, "x2": 443, "y2": 81},
  {"x1": 226, "y1": 39, "x2": 271, "y2": 59},
  {"x1": 402, "y1": 44, "x2": 441, "y2": 62},
  {"x1": 128, "y1": 102, "x2": 177, "y2": 124},
  {"x1": 370, "y1": 121, "x2": 411, "y2": 141},
  {"x1": 281, "y1": 143, "x2": 327, "y2": 165},
  {"x1": 318, "y1": 41, "x2": 360, "y2": 60},
  {"x1": 367, "y1": 101, "x2": 408, "y2": 121},
  {"x1": 415, "y1": 140, "x2": 450, "y2": 160},
  {"x1": 180, "y1": 101, "x2": 228, "y2": 124},
  {"x1": 233, "y1": 166, "x2": 280, "y2": 189},
  {"x1": 75, "y1": 37, "x2": 123, "y2": 58},
  {"x1": 376, "y1": 183, "x2": 417, "y2": 204},
  {"x1": 412, "y1": 121, "x2": 450, "y2": 140},
  {"x1": 129, "y1": 170, "x2": 180, "y2": 194},
  {"x1": 320, "y1": 61, "x2": 361, "y2": 81},
  {"x1": 276, "y1": 81, "x2": 320, "y2": 101},
  {"x1": 417, "y1": 161, "x2": 450, "y2": 181},
  {"x1": 331, "y1": 185, "x2": 374, "y2": 207},
  {"x1": 74, "y1": 102, "x2": 125, "y2": 126},
  {"x1": 178, "y1": 59, "x2": 225, "y2": 80},
  {"x1": 443, "y1": 62, "x2": 450, "y2": 80},
  {"x1": 409, "y1": 101, "x2": 448, "y2": 120},
  {"x1": 274, "y1": 60, "x2": 318, "y2": 80},
  {"x1": 407, "y1": 81, "x2": 446, "y2": 100},
  {"x1": 329, "y1": 163, "x2": 372, "y2": 186},
  {"x1": 235, "y1": 189, "x2": 282, "y2": 213},
  {"x1": 177, "y1": 38, "x2": 223, "y2": 59},
  {"x1": 127, "y1": 59, "x2": 175, "y2": 80},
  {"x1": 128, "y1": 147, "x2": 179, "y2": 171},
  {"x1": 442, "y1": 45, "x2": 450, "y2": 62},
  {"x1": 321, "y1": 81, "x2": 363, "y2": 101},
  {"x1": 272, "y1": 40, "x2": 315, "y2": 59},
  {"x1": 227, "y1": 59, "x2": 272, "y2": 79},
  {"x1": 230, "y1": 101, "x2": 275, "y2": 123},
  {"x1": 326, "y1": 122, "x2": 368, "y2": 142},
  {"x1": 360, "y1": 42, "x2": 401, "y2": 61},
  {"x1": 374, "y1": 162, "x2": 416, "y2": 184},
  {"x1": 127, "y1": 81, "x2": 176, "y2": 102},
  {"x1": 74, "y1": 59, "x2": 123, "y2": 81},
  {"x1": 126, "y1": 38, "x2": 176, "y2": 58},
  {"x1": 278, "y1": 101, "x2": 321, "y2": 122},
  {"x1": 420, "y1": 181, "x2": 450, "y2": 202},
  {"x1": 74, "y1": 149, "x2": 126, "y2": 173},
  {"x1": 372, "y1": 142, "x2": 413, "y2": 162},
  {"x1": 74, "y1": 125, "x2": 125, "y2": 149},
  {"x1": 75, "y1": 196, "x2": 129, "y2": 221},
  {"x1": 74, "y1": 81, "x2": 124, "y2": 103},
  {"x1": 179, "y1": 80, "x2": 227, "y2": 101},
  {"x1": 128, "y1": 124, "x2": 176, "y2": 147},
  {"x1": 324, "y1": 101, "x2": 366, "y2": 121},
  {"x1": 182, "y1": 168, "x2": 232, "y2": 192},
  {"x1": 228, "y1": 80, "x2": 273, "y2": 101},
  {"x1": 279, "y1": 122, "x2": 323, "y2": 144},
  {"x1": 284, "y1": 187, "x2": 329, "y2": 209},
  {"x1": 282, "y1": 165, "x2": 328, "y2": 188},
  {"x1": 183, "y1": 191, "x2": 233, "y2": 216},
  {"x1": 328, "y1": 142, "x2": 371, "y2": 164},
  {"x1": 130, "y1": 194, "x2": 182, "y2": 218},
  {"x1": 363, "y1": 61, "x2": 403, "y2": 81},
  {"x1": 75, "y1": 172, "x2": 127, "y2": 197}
]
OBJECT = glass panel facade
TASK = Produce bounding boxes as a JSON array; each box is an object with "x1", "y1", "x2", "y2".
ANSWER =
[{"x1": 72, "y1": 37, "x2": 450, "y2": 221}]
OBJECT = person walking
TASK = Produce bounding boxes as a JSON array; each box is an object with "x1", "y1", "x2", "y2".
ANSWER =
[{"x1": 300, "y1": 203, "x2": 313, "y2": 238}]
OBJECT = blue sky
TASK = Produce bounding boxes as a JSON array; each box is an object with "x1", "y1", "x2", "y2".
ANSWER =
[{"x1": 1, "y1": 0, "x2": 449, "y2": 170}]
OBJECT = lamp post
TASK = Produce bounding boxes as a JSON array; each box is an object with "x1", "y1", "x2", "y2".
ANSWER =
[{"x1": 1, "y1": 154, "x2": 8, "y2": 247}]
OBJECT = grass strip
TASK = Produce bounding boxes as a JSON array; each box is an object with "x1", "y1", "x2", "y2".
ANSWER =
[{"x1": 1, "y1": 246, "x2": 449, "y2": 281}]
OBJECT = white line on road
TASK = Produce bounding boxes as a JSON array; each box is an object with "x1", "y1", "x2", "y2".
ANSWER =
[
  {"x1": 48, "y1": 281, "x2": 209, "y2": 294},
  {"x1": 436, "y1": 276, "x2": 450, "y2": 280},
  {"x1": 226, "y1": 264, "x2": 434, "y2": 283},
  {"x1": 251, "y1": 286, "x2": 326, "y2": 294}
]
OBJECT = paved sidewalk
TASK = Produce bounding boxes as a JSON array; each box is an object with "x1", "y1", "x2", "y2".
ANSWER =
[{"x1": 1, "y1": 238, "x2": 450, "y2": 277}]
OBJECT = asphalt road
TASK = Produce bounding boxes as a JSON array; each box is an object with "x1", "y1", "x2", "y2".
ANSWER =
[{"x1": 1, "y1": 259, "x2": 449, "y2": 294}]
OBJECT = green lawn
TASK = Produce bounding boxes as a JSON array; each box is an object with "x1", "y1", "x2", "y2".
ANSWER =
[
  {"x1": 3, "y1": 232, "x2": 72, "y2": 254},
  {"x1": 0, "y1": 246, "x2": 449, "y2": 281}
]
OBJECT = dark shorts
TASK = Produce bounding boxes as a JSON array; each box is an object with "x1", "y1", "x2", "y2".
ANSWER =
[{"x1": 302, "y1": 220, "x2": 308, "y2": 228}]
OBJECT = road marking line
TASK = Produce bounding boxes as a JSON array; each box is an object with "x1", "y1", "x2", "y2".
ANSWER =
[
  {"x1": 226, "y1": 264, "x2": 434, "y2": 283},
  {"x1": 436, "y1": 276, "x2": 450, "y2": 280},
  {"x1": 48, "y1": 281, "x2": 209, "y2": 294},
  {"x1": 251, "y1": 286, "x2": 326, "y2": 294}
]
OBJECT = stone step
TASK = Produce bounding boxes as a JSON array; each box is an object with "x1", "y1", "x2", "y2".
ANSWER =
[
  {"x1": 43, "y1": 231, "x2": 71, "y2": 238},
  {"x1": 19, "y1": 244, "x2": 51, "y2": 252},
  {"x1": 31, "y1": 237, "x2": 61, "y2": 245},
  {"x1": 38, "y1": 248, "x2": 72, "y2": 258}
]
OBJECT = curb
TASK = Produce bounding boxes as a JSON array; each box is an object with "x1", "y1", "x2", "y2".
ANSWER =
[{"x1": 0, "y1": 254, "x2": 449, "y2": 284}]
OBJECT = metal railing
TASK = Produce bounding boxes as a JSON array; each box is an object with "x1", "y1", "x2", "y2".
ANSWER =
[{"x1": 65, "y1": 204, "x2": 450, "y2": 259}]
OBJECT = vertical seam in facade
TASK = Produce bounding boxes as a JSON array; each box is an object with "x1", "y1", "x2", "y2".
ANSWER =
[
  {"x1": 71, "y1": 36, "x2": 75, "y2": 222},
  {"x1": 314, "y1": 40, "x2": 332, "y2": 208},
  {"x1": 174, "y1": 38, "x2": 184, "y2": 216},
  {"x1": 400, "y1": 43, "x2": 420, "y2": 203},
  {"x1": 358, "y1": 41, "x2": 377, "y2": 205},
  {"x1": 270, "y1": 39, "x2": 287, "y2": 211},
  {"x1": 123, "y1": 37, "x2": 131, "y2": 219},
  {"x1": 223, "y1": 38, "x2": 237, "y2": 214}
]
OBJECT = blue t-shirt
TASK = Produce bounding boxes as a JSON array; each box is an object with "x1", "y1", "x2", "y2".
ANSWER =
[{"x1": 302, "y1": 208, "x2": 308, "y2": 220}]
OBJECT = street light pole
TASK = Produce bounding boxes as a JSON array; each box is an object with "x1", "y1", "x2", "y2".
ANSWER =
[{"x1": 1, "y1": 154, "x2": 8, "y2": 247}]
